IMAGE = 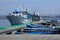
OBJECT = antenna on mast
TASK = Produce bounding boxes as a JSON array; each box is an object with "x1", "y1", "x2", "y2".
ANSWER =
[
  {"x1": 23, "y1": 5, "x2": 24, "y2": 11},
  {"x1": 33, "y1": 8, "x2": 36, "y2": 14},
  {"x1": 26, "y1": 8, "x2": 27, "y2": 11}
]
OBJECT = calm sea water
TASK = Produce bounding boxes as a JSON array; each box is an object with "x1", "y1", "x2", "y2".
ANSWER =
[{"x1": 0, "y1": 19, "x2": 11, "y2": 27}]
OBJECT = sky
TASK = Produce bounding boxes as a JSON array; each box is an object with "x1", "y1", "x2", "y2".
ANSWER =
[{"x1": 0, "y1": 0, "x2": 60, "y2": 15}]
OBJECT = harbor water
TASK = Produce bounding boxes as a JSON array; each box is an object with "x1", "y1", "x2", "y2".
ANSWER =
[{"x1": 0, "y1": 18, "x2": 11, "y2": 28}]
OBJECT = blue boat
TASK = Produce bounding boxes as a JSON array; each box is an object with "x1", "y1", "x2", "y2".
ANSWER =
[{"x1": 23, "y1": 23, "x2": 55, "y2": 34}]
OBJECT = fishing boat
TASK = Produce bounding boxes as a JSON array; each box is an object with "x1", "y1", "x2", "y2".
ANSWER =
[
  {"x1": 7, "y1": 9, "x2": 60, "y2": 34},
  {"x1": 0, "y1": 8, "x2": 60, "y2": 34}
]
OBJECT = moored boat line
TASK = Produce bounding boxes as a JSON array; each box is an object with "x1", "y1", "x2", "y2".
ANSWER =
[{"x1": 0, "y1": 9, "x2": 60, "y2": 34}]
